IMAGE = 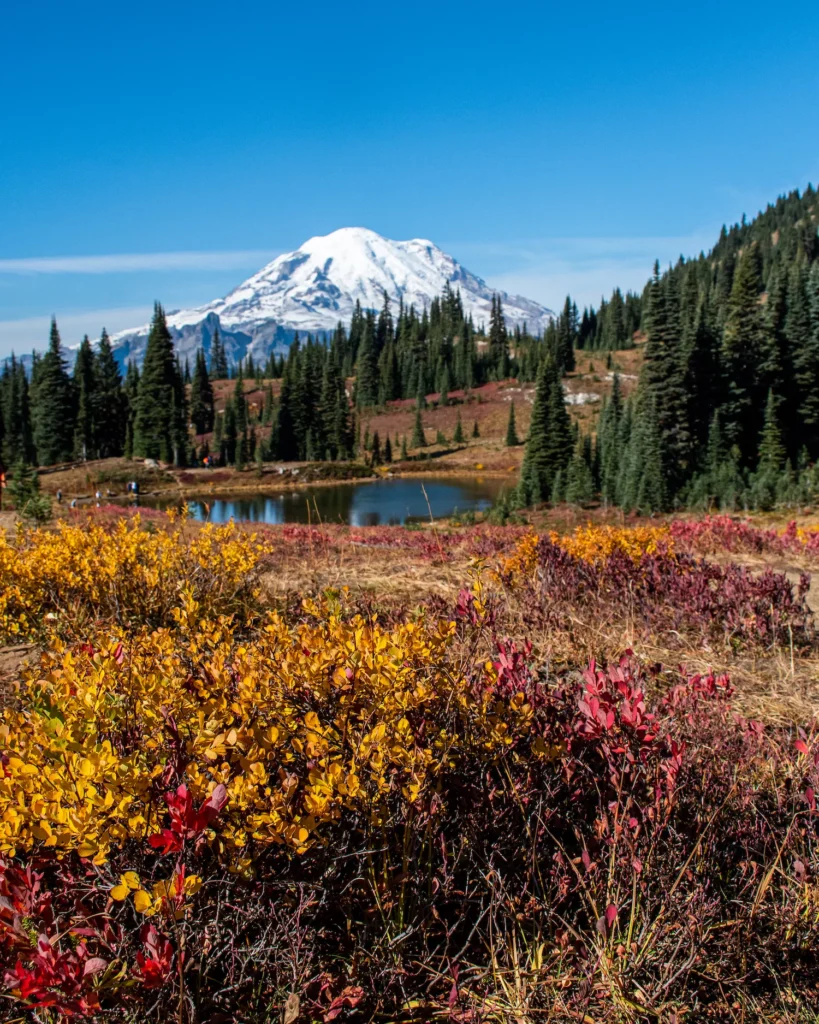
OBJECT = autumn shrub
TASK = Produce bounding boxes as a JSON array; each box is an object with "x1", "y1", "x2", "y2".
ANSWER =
[
  {"x1": 1, "y1": 584, "x2": 818, "y2": 1021},
  {"x1": 1, "y1": 520, "x2": 818, "y2": 1021},
  {"x1": 670, "y1": 514, "x2": 819, "y2": 559},
  {"x1": 501, "y1": 531, "x2": 813, "y2": 651},
  {"x1": 0, "y1": 512, "x2": 264, "y2": 641},
  {"x1": 500, "y1": 525, "x2": 671, "y2": 585}
]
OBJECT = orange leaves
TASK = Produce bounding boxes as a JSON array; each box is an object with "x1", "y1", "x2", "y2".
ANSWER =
[
  {"x1": 499, "y1": 524, "x2": 673, "y2": 585},
  {"x1": 0, "y1": 583, "x2": 465, "y2": 864},
  {"x1": 0, "y1": 513, "x2": 264, "y2": 642},
  {"x1": 554, "y1": 524, "x2": 672, "y2": 563}
]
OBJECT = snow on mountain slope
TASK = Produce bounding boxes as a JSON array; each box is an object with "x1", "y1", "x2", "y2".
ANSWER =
[{"x1": 111, "y1": 227, "x2": 555, "y2": 367}]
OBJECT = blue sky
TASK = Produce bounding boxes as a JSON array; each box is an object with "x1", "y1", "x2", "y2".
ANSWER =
[{"x1": 1, "y1": 0, "x2": 817, "y2": 356}]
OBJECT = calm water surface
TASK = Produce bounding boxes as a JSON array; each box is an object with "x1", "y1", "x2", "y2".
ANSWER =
[{"x1": 144, "y1": 475, "x2": 507, "y2": 526}]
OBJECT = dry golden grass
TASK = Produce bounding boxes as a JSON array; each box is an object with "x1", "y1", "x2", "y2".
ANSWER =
[{"x1": 253, "y1": 519, "x2": 819, "y2": 727}]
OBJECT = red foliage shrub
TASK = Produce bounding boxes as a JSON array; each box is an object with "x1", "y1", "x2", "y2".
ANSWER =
[
  {"x1": 518, "y1": 535, "x2": 814, "y2": 649},
  {"x1": 671, "y1": 514, "x2": 819, "y2": 559}
]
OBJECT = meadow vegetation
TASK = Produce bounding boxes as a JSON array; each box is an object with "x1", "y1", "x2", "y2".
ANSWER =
[{"x1": 0, "y1": 511, "x2": 817, "y2": 1022}]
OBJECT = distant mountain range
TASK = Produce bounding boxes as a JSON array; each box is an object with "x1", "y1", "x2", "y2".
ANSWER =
[{"x1": 110, "y1": 227, "x2": 555, "y2": 367}]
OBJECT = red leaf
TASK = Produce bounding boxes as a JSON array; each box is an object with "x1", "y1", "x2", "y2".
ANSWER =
[
  {"x1": 148, "y1": 830, "x2": 183, "y2": 854},
  {"x1": 324, "y1": 985, "x2": 364, "y2": 1021},
  {"x1": 83, "y1": 957, "x2": 108, "y2": 977},
  {"x1": 794, "y1": 739, "x2": 810, "y2": 756},
  {"x1": 195, "y1": 784, "x2": 228, "y2": 830}
]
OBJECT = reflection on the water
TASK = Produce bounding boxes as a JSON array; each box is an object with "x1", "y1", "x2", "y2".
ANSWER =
[{"x1": 142, "y1": 476, "x2": 506, "y2": 526}]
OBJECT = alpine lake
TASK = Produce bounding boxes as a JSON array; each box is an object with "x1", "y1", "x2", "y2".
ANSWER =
[{"x1": 136, "y1": 474, "x2": 509, "y2": 526}]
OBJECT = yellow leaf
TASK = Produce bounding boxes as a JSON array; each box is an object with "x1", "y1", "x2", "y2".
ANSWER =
[
  {"x1": 134, "y1": 889, "x2": 154, "y2": 914},
  {"x1": 122, "y1": 871, "x2": 141, "y2": 890},
  {"x1": 183, "y1": 874, "x2": 202, "y2": 895},
  {"x1": 77, "y1": 840, "x2": 98, "y2": 859},
  {"x1": 110, "y1": 883, "x2": 129, "y2": 901},
  {"x1": 78, "y1": 759, "x2": 96, "y2": 778}
]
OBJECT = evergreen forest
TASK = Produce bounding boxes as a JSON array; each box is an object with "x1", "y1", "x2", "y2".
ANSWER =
[{"x1": 2, "y1": 184, "x2": 818, "y2": 514}]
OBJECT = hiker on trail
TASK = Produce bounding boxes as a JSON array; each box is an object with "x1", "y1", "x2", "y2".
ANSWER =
[
  {"x1": 56, "y1": 489, "x2": 62, "y2": 503},
  {"x1": 95, "y1": 490, "x2": 102, "y2": 507},
  {"x1": 70, "y1": 499, "x2": 77, "y2": 508}
]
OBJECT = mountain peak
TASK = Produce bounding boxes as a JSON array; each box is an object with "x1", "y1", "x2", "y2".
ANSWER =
[{"x1": 111, "y1": 228, "x2": 554, "y2": 367}]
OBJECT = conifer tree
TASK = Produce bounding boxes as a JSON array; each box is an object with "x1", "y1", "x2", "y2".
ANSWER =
[
  {"x1": 233, "y1": 369, "x2": 247, "y2": 434},
  {"x1": 597, "y1": 375, "x2": 623, "y2": 504},
  {"x1": 488, "y1": 296, "x2": 509, "y2": 378},
  {"x1": 683, "y1": 297, "x2": 719, "y2": 454},
  {"x1": 72, "y1": 336, "x2": 95, "y2": 460},
  {"x1": 517, "y1": 358, "x2": 571, "y2": 504},
  {"x1": 1, "y1": 356, "x2": 36, "y2": 466},
  {"x1": 472, "y1": 420, "x2": 480, "y2": 438},
  {"x1": 355, "y1": 314, "x2": 379, "y2": 407},
  {"x1": 437, "y1": 364, "x2": 451, "y2": 406},
  {"x1": 123, "y1": 362, "x2": 140, "y2": 459},
  {"x1": 262, "y1": 383, "x2": 275, "y2": 425},
  {"x1": 275, "y1": 366, "x2": 299, "y2": 461},
  {"x1": 384, "y1": 435, "x2": 392, "y2": 462},
  {"x1": 620, "y1": 397, "x2": 667, "y2": 514},
  {"x1": 640, "y1": 262, "x2": 689, "y2": 489},
  {"x1": 209, "y1": 328, "x2": 228, "y2": 380},
  {"x1": 94, "y1": 330, "x2": 125, "y2": 458},
  {"x1": 555, "y1": 296, "x2": 577, "y2": 374},
  {"x1": 10, "y1": 460, "x2": 50, "y2": 522},
  {"x1": 565, "y1": 434, "x2": 595, "y2": 505},
  {"x1": 721, "y1": 245, "x2": 766, "y2": 455},
  {"x1": 757, "y1": 390, "x2": 785, "y2": 473},
  {"x1": 133, "y1": 304, "x2": 187, "y2": 464},
  {"x1": 190, "y1": 349, "x2": 215, "y2": 435},
  {"x1": 223, "y1": 402, "x2": 238, "y2": 465},
  {"x1": 32, "y1": 318, "x2": 75, "y2": 465},
  {"x1": 791, "y1": 263, "x2": 819, "y2": 451},
  {"x1": 411, "y1": 407, "x2": 427, "y2": 448},
  {"x1": 504, "y1": 402, "x2": 519, "y2": 446},
  {"x1": 453, "y1": 411, "x2": 465, "y2": 444}
]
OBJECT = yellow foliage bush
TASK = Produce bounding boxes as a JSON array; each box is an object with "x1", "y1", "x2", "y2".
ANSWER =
[
  {"x1": 554, "y1": 523, "x2": 672, "y2": 563},
  {"x1": 0, "y1": 590, "x2": 499, "y2": 870},
  {"x1": 0, "y1": 512, "x2": 264, "y2": 641},
  {"x1": 500, "y1": 524, "x2": 672, "y2": 581}
]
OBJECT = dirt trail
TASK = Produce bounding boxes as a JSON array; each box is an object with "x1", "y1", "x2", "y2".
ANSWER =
[{"x1": 0, "y1": 644, "x2": 35, "y2": 706}]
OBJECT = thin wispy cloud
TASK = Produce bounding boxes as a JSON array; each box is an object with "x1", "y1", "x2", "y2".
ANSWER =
[
  {"x1": 0, "y1": 306, "x2": 155, "y2": 353},
  {"x1": 0, "y1": 250, "x2": 279, "y2": 275}
]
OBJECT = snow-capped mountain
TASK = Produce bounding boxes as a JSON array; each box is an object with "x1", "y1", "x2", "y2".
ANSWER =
[{"x1": 111, "y1": 227, "x2": 555, "y2": 367}]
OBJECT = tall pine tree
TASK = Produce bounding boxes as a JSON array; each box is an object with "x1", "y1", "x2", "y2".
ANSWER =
[
  {"x1": 133, "y1": 304, "x2": 187, "y2": 464},
  {"x1": 32, "y1": 318, "x2": 75, "y2": 466}
]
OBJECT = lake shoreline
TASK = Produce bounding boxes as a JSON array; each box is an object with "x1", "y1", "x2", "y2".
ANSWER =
[
  {"x1": 86, "y1": 473, "x2": 511, "y2": 526},
  {"x1": 51, "y1": 463, "x2": 517, "y2": 505}
]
